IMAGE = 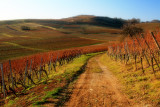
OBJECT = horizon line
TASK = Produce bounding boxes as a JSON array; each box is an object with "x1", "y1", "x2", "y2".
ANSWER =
[{"x1": 0, "y1": 14, "x2": 159, "y2": 22}]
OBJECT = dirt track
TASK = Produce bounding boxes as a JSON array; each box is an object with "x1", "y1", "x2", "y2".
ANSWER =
[{"x1": 65, "y1": 55, "x2": 146, "y2": 107}]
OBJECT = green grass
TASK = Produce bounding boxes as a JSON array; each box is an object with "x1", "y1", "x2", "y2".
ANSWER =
[
  {"x1": 8, "y1": 100, "x2": 15, "y2": 106},
  {"x1": 29, "y1": 96, "x2": 39, "y2": 102},
  {"x1": 6, "y1": 98, "x2": 19, "y2": 107},
  {"x1": 34, "y1": 87, "x2": 62, "y2": 105},
  {"x1": 44, "y1": 86, "x2": 48, "y2": 89}
]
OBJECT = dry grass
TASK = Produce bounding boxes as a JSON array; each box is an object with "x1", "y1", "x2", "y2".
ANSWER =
[
  {"x1": 136, "y1": 23, "x2": 160, "y2": 31},
  {"x1": 99, "y1": 53, "x2": 160, "y2": 106},
  {"x1": 86, "y1": 57, "x2": 103, "y2": 73}
]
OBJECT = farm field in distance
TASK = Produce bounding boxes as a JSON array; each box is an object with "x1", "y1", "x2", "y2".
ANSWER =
[
  {"x1": 0, "y1": 16, "x2": 123, "y2": 62},
  {"x1": 1, "y1": 15, "x2": 158, "y2": 62}
]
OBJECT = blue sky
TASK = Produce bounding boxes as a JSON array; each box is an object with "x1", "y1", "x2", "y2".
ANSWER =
[{"x1": 0, "y1": 0, "x2": 160, "y2": 21}]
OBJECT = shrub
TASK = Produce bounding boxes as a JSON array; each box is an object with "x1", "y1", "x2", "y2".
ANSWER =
[{"x1": 21, "y1": 26, "x2": 31, "y2": 31}]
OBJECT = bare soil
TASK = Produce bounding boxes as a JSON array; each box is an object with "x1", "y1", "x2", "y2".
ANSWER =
[{"x1": 65, "y1": 55, "x2": 149, "y2": 107}]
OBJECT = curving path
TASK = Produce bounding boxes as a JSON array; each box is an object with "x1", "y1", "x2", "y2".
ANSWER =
[{"x1": 65, "y1": 55, "x2": 146, "y2": 107}]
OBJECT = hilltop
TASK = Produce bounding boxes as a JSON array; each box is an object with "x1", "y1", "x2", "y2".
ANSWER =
[{"x1": 0, "y1": 15, "x2": 126, "y2": 28}]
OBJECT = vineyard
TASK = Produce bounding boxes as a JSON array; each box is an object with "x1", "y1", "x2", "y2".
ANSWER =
[
  {"x1": 108, "y1": 29, "x2": 160, "y2": 74},
  {"x1": 0, "y1": 44, "x2": 108, "y2": 99}
]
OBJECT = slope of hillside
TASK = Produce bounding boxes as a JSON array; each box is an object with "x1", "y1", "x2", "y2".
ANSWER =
[
  {"x1": 1, "y1": 15, "x2": 159, "y2": 62},
  {"x1": 0, "y1": 15, "x2": 123, "y2": 62},
  {"x1": 0, "y1": 24, "x2": 103, "y2": 62},
  {"x1": 0, "y1": 15, "x2": 126, "y2": 28},
  {"x1": 136, "y1": 23, "x2": 160, "y2": 31},
  {"x1": 60, "y1": 15, "x2": 126, "y2": 28}
]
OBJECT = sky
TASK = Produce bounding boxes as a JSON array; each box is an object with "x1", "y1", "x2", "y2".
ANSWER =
[{"x1": 0, "y1": 0, "x2": 160, "y2": 21}]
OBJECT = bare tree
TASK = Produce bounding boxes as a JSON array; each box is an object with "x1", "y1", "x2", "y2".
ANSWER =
[
  {"x1": 121, "y1": 24, "x2": 143, "y2": 38},
  {"x1": 127, "y1": 18, "x2": 141, "y2": 25}
]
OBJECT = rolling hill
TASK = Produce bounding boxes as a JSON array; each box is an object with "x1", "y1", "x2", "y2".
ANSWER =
[
  {"x1": 0, "y1": 15, "x2": 160, "y2": 62},
  {"x1": 0, "y1": 15, "x2": 124, "y2": 62},
  {"x1": 0, "y1": 15, "x2": 126, "y2": 28}
]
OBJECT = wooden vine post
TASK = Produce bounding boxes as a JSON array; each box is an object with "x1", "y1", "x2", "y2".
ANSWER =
[
  {"x1": 48, "y1": 56, "x2": 52, "y2": 74},
  {"x1": 126, "y1": 41, "x2": 130, "y2": 63},
  {"x1": 9, "y1": 60, "x2": 14, "y2": 90},
  {"x1": 24, "y1": 60, "x2": 28, "y2": 87},
  {"x1": 141, "y1": 34, "x2": 160, "y2": 70},
  {"x1": 141, "y1": 51, "x2": 145, "y2": 74},
  {"x1": 133, "y1": 40, "x2": 137, "y2": 70},
  {"x1": 1, "y1": 63, "x2": 6, "y2": 98},
  {"x1": 124, "y1": 41, "x2": 128, "y2": 64},
  {"x1": 39, "y1": 57, "x2": 43, "y2": 81},
  {"x1": 151, "y1": 32, "x2": 160, "y2": 50},
  {"x1": 135, "y1": 36, "x2": 150, "y2": 66},
  {"x1": 151, "y1": 57, "x2": 155, "y2": 73},
  {"x1": 54, "y1": 53, "x2": 59, "y2": 72},
  {"x1": 29, "y1": 60, "x2": 32, "y2": 85}
]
